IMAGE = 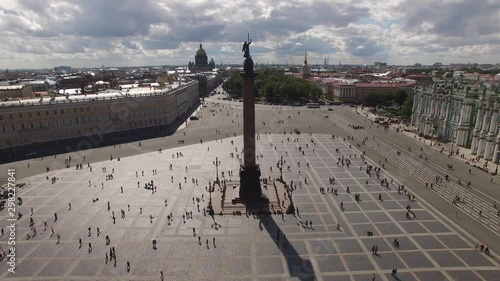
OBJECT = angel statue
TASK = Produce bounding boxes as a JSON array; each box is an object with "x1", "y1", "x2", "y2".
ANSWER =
[{"x1": 242, "y1": 34, "x2": 252, "y2": 59}]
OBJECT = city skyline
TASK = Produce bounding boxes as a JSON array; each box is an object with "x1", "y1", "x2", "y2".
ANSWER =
[{"x1": 0, "y1": 0, "x2": 499, "y2": 69}]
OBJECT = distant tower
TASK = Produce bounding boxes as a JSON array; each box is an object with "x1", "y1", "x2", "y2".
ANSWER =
[{"x1": 301, "y1": 49, "x2": 311, "y2": 78}]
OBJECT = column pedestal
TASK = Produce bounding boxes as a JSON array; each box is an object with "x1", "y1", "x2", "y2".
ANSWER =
[{"x1": 239, "y1": 165, "x2": 263, "y2": 203}]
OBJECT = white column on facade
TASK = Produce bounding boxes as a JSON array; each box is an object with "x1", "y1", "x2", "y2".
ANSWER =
[
  {"x1": 430, "y1": 96, "x2": 436, "y2": 117},
  {"x1": 423, "y1": 118, "x2": 432, "y2": 135},
  {"x1": 456, "y1": 100, "x2": 473, "y2": 146},
  {"x1": 411, "y1": 94, "x2": 419, "y2": 124},
  {"x1": 439, "y1": 98, "x2": 446, "y2": 119},
  {"x1": 484, "y1": 106, "x2": 498, "y2": 160},
  {"x1": 417, "y1": 94, "x2": 425, "y2": 133},
  {"x1": 442, "y1": 98, "x2": 450, "y2": 139},
  {"x1": 437, "y1": 98, "x2": 445, "y2": 137},
  {"x1": 470, "y1": 106, "x2": 484, "y2": 154},
  {"x1": 477, "y1": 108, "x2": 490, "y2": 156},
  {"x1": 493, "y1": 135, "x2": 500, "y2": 163},
  {"x1": 436, "y1": 96, "x2": 442, "y2": 117},
  {"x1": 419, "y1": 94, "x2": 425, "y2": 114}
]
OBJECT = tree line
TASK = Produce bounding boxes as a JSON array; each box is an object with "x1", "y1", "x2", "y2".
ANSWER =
[
  {"x1": 363, "y1": 90, "x2": 413, "y2": 119},
  {"x1": 222, "y1": 69, "x2": 323, "y2": 103}
]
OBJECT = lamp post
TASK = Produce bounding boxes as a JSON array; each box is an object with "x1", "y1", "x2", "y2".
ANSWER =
[
  {"x1": 213, "y1": 157, "x2": 221, "y2": 184},
  {"x1": 450, "y1": 129, "x2": 456, "y2": 155},
  {"x1": 277, "y1": 156, "x2": 285, "y2": 182},
  {"x1": 430, "y1": 128, "x2": 435, "y2": 146}
]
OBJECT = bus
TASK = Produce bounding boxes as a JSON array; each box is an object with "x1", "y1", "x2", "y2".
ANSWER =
[{"x1": 307, "y1": 103, "x2": 320, "y2": 108}]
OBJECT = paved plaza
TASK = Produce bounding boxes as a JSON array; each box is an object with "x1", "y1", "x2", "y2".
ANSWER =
[
  {"x1": 1, "y1": 133, "x2": 499, "y2": 280},
  {"x1": 330, "y1": 112, "x2": 500, "y2": 235}
]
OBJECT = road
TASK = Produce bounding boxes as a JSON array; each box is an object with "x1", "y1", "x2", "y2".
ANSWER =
[{"x1": 1, "y1": 98, "x2": 499, "y2": 254}]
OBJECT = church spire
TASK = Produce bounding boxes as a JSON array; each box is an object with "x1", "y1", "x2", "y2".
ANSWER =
[{"x1": 304, "y1": 49, "x2": 308, "y2": 65}]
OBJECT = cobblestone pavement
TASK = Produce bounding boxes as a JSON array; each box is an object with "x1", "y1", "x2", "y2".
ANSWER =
[{"x1": 1, "y1": 134, "x2": 499, "y2": 280}]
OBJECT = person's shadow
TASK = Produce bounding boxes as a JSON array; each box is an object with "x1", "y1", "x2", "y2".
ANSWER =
[{"x1": 247, "y1": 203, "x2": 316, "y2": 281}]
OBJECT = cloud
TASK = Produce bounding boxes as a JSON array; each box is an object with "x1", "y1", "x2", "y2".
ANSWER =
[{"x1": 0, "y1": 0, "x2": 498, "y2": 68}]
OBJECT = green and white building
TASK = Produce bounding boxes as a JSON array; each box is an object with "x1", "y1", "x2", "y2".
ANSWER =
[{"x1": 411, "y1": 81, "x2": 500, "y2": 162}]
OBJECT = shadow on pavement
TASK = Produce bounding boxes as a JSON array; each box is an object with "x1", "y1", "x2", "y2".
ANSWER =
[{"x1": 246, "y1": 203, "x2": 316, "y2": 281}]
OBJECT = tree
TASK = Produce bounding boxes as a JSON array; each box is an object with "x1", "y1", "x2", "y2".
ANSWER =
[
  {"x1": 222, "y1": 72, "x2": 243, "y2": 99},
  {"x1": 223, "y1": 68, "x2": 324, "y2": 104},
  {"x1": 400, "y1": 97, "x2": 413, "y2": 119},
  {"x1": 363, "y1": 91, "x2": 395, "y2": 108},
  {"x1": 394, "y1": 90, "x2": 408, "y2": 108},
  {"x1": 363, "y1": 93, "x2": 379, "y2": 107}
]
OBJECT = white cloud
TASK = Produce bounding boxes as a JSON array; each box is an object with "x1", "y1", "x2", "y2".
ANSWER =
[{"x1": 0, "y1": 0, "x2": 498, "y2": 68}]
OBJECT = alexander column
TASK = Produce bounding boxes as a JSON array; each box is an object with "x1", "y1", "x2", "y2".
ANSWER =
[{"x1": 239, "y1": 33, "x2": 262, "y2": 203}]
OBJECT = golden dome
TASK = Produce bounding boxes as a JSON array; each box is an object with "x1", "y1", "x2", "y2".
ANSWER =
[{"x1": 196, "y1": 44, "x2": 206, "y2": 56}]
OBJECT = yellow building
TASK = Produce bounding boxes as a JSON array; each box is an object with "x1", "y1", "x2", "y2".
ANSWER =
[{"x1": 0, "y1": 80, "x2": 198, "y2": 159}]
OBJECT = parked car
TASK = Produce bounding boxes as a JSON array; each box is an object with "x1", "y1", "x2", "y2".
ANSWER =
[{"x1": 189, "y1": 116, "x2": 199, "y2": 120}]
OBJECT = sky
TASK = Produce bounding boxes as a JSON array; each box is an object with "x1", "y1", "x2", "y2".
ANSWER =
[{"x1": 0, "y1": 0, "x2": 499, "y2": 69}]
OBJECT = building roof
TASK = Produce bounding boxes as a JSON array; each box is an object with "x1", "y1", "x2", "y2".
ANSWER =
[
  {"x1": 58, "y1": 88, "x2": 82, "y2": 95},
  {"x1": 355, "y1": 81, "x2": 416, "y2": 88},
  {"x1": 0, "y1": 80, "x2": 196, "y2": 108},
  {"x1": 0, "y1": 85, "x2": 26, "y2": 90}
]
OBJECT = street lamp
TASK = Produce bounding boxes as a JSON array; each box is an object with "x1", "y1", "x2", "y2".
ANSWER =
[
  {"x1": 213, "y1": 157, "x2": 221, "y2": 184},
  {"x1": 430, "y1": 128, "x2": 435, "y2": 146},
  {"x1": 450, "y1": 130, "x2": 456, "y2": 155},
  {"x1": 277, "y1": 156, "x2": 285, "y2": 182}
]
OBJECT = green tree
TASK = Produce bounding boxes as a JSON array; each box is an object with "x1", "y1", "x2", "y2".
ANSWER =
[
  {"x1": 222, "y1": 72, "x2": 243, "y2": 99},
  {"x1": 381, "y1": 91, "x2": 395, "y2": 107},
  {"x1": 363, "y1": 91, "x2": 395, "y2": 107},
  {"x1": 363, "y1": 93, "x2": 379, "y2": 107},
  {"x1": 394, "y1": 90, "x2": 408, "y2": 108},
  {"x1": 223, "y1": 68, "x2": 323, "y2": 104},
  {"x1": 400, "y1": 97, "x2": 413, "y2": 119}
]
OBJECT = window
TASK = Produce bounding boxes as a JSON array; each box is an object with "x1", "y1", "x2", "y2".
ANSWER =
[
  {"x1": 9, "y1": 114, "x2": 13, "y2": 119},
  {"x1": 30, "y1": 122, "x2": 34, "y2": 129},
  {"x1": 11, "y1": 124, "x2": 15, "y2": 131},
  {"x1": 19, "y1": 113, "x2": 22, "y2": 118},
  {"x1": 21, "y1": 123, "x2": 25, "y2": 130},
  {"x1": 60, "y1": 109, "x2": 64, "y2": 114},
  {"x1": 38, "y1": 121, "x2": 42, "y2": 128},
  {"x1": 46, "y1": 111, "x2": 49, "y2": 116},
  {"x1": 74, "y1": 108, "x2": 77, "y2": 113},
  {"x1": 54, "y1": 110, "x2": 57, "y2": 115},
  {"x1": 37, "y1": 111, "x2": 40, "y2": 116},
  {"x1": 1, "y1": 126, "x2": 6, "y2": 133},
  {"x1": 29, "y1": 112, "x2": 32, "y2": 117}
]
